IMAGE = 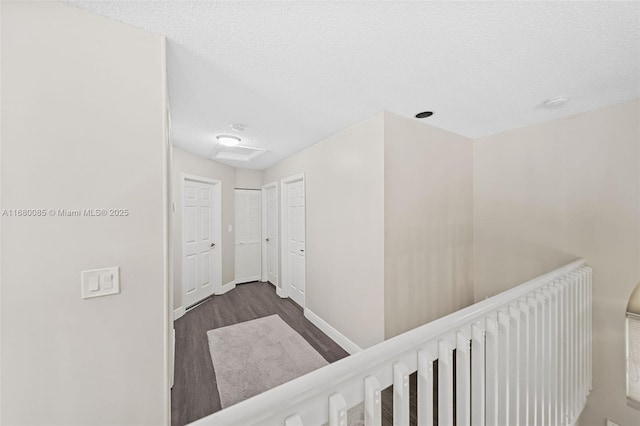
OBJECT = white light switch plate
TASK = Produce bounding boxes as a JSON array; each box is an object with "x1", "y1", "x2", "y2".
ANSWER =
[{"x1": 81, "y1": 267, "x2": 120, "y2": 299}]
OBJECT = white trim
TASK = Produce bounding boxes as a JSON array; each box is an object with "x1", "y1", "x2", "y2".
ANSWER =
[
  {"x1": 161, "y1": 36, "x2": 171, "y2": 425},
  {"x1": 181, "y1": 173, "x2": 222, "y2": 186},
  {"x1": 276, "y1": 285, "x2": 288, "y2": 298},
  {"x1": 261, "y1": 181, "x2": 279, "y2": 285},
  {"x1": 170, "y1": 326, "x2": 175, "y2": 389},
  {"x1": 173, "y1": 306, "x2": 186, "y2": 321},
  {"x1": 304, "y1": 309, "x2": 363, "y2": 355},
  {"x1": 281, "y1": 172, "x2": 305, "y2": 185},
  {"x1": 280, "y1": 173, "x2": 305, "y2": 308},
  {"x1": 218, "y1": 280, "x2": 236, "y2": 295},
  {"x1": 181, "y1": 174, "x2": 223, "y2": 305},
  {"x1": 234, "y1": 189, "x2": 263, "y2": 286}
]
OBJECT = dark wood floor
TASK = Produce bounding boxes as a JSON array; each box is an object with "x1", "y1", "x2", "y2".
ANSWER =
[{"x1": 171, "y1": 281, "x2": 350, "y2": 426}]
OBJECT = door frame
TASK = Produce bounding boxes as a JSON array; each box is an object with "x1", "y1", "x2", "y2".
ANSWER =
[
  {"x1": 181, "y1": 173, "x2": 222, "y2": 305},
  {"x1": 280, "y1": 173, "x2": 305, "y2": 305},
  {"x1": 261, "y1": 181, "x2": 279, "y2": 285}
]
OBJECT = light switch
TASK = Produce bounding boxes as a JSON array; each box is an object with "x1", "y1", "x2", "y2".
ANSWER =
[
  {"x1": 88, "y1": 276, "x2": 100, "y2": 292},
  {"x1": 81, "y1": 267, "x2": 120, "y2": 299},
  {"x1": 101, "y1": 273, "x2": 113, "y2": 290}
]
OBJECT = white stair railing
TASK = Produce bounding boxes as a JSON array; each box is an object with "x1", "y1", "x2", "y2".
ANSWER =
[{"x1": 191, "y1": 259, "x2": 592, "y2": 426}]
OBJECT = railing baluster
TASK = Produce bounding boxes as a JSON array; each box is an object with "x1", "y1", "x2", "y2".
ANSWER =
[
  {"x1": 538, "y1": 292, "x2": 548, "y2": 426},
  {"x1": 571, "y1": 273, "x2": 580, "y2": 423},
  {"x1": 393, "y1": 362, "x2": 410, "y2": 426},
  {"x1": 558, "y1": 279, "x2": 566, "y2": 425},
  {"x1": 588, "y1": 268, "x2": 593, "y2": 391},
  {"x1": 583, "y1": 268, "x2": 590, "y2": 403},
  {"x1": 576, "y1": 272, "x2": 581, "y2": 416},
  {"x1": 438, "y1": 339, "x2": 455, "y2": 426},
  {"x1": 548, "y1": 285, "x2": 560, "y2": 426},
  {"x1": 508, "y1": 305, "x2": 521, "y2": 426},
  {"x1": 456, "y1": 330, "x2": 471, "y2": 426},
  {"x1": 578, "y1": 271, "x2": 585, "y2": 407},
  {"x1": 582, "y1": 269, "x2": 589, "y2": 404},
  {"x1": 527, "y1": 295, "x2": 539, "y2": 426},
  {"x1": 471, "y1": 323, "x2": 486, "y2": 426},
  {"x1": 567, "y1": 274, "x2": 576, "y2": 423},
  {"x1": 587, "y1": 268, "x2": 593, "y2": 390},
  {"x1": 518, "y1": 300, "x2": 531, "y2": 426},
  {"x1": 575, "y1": 272, "x2": 581, "y2": 416},
  {"x1": 563, "y1": 277, "x2": 571, "y2": 425},
  {"x1": 418, "y1": 349, "x2": 436, "y2": 426},
  {"x1": 364, "y1": 376, "x2": 381, "y2": 426},
  {"x1": 329, "y1": 393, "x2": 347, "y2": 426},
  {"x1": 542, "y1": 286, "x2": 558, "y2": 426},
  {"x1": 498, "y1": 310, "x2": 511, "y2": 426},
  {"x1": 485, "y1": 316, "x2": 499, "y2": 426}
]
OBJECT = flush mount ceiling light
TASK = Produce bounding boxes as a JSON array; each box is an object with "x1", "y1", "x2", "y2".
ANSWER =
[
  {"x1": 415, "y1": 111, "x2": 434, "y2": 118},
  {"x1": 216, "y1": 135, "x2": 241, "y2": 147},
  {"x1": 543, "y1": 96, "x2": 569, "y2": 108}
]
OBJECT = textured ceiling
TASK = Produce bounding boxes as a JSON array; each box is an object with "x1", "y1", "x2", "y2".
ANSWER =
[{"x1": 66, "y1": 1, "x2": 640, "y2": 169}]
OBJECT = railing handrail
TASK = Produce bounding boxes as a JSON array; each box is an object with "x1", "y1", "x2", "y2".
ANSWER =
[{"x1": 190, "y1": 258, "x2": 587, "y2": 425}]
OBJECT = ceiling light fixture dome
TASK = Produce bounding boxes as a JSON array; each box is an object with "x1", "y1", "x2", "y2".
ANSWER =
[{"x1": 216, "y1": 135, "x2": 241, "y2": 147}]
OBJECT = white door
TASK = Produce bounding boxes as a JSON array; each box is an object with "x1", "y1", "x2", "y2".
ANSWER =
[
  {"x1": 183, "y1": 178, "x2": 220, "y2": 308},
  {"x1": 235, "y1": 189, "x2": 262, "y2": 284},
  {"x1": 262, "y1": 183, "x2": 278, "y2": 285},
  {"x1": 285, "y1": 179, "x2": 305, "y2": 307}
]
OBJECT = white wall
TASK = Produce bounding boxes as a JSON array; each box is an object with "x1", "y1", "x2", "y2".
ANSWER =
[
  {"x1": 235, "y1": 168, "x2": 263, "y2": 190},
  {"x1": 263, "y1": 113, "x2": 386, "y2": 349},
  {"x1": 473, "y1": 100, "x2": 640, "y2": 426},
  {"x1": 172, "y1": 148, "x2": 236, "y2": 310},
  {"x1": 1, "y1": 2, "x2": 168, "y2": 424},
  {"x1": 384, "y1": 112, "x2": 474, "y2": 338}
]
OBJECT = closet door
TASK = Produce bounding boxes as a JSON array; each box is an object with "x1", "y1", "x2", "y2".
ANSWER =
[{"x1": 235, "y1": 189, "x2": 262, "y2": 284}]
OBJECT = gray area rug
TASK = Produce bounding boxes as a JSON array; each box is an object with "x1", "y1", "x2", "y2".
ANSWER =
[{"x1": 207, "y1": 314, "x2": 329, "y2": 408}]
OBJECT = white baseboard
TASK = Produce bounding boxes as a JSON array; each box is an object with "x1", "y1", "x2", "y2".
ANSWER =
[
  {"x1": 173, "y1": 306, "x2": 186, "y2": 321},
  {"x1": 170, "y1": 327, "x2": 175, "y2": 388},
  {"x1": 304, "y1": 308, "x2": 362, "y2": 355},
  {"x1": 276, "y1": 285, "x2": 287, "y2": 298},
  {"x1": 262, "y1": 279, "x2": 278, "y2": 287},
  {"x1": 218, "y1": 280, "x2": 236, "y2": 295},
  {"x1": 236, "y1": 276, "x2": 261, "y2": 285}
]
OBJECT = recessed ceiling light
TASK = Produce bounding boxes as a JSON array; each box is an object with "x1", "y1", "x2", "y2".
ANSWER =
[
  {"x1": 543, "y1": 96, "x2": 569, "y2": 108},
  {"x1": 415, "y1": 111, "x2": 434, "y2": 118},
  {"x1": 216, "y1": 135, "x2": 241, "y2": 147}
]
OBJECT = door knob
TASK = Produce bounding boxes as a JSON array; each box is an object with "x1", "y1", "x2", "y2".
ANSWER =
[
  {"x1": 266, "y1": 238, "x2": 270, "y2": 242},
  {"x1": 300, "y1": 249, "x2": 304, "y2": 252},
  {"x1": 211, "y1": 243, "x2": 216, "y2": 247}
]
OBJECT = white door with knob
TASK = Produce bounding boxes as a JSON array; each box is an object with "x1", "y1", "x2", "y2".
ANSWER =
[
  {"x1": 262, "y1": 182, "x2": 278, "y2": 285},
  {"x1": 235, "y1": 189, "x2": 262, "y2": 284},
  {"x1": 282, "y1": 174, "x2": 305, "y2": 307},
  {"x1": 182, "y1": 176, "x2": 221, "y2": 308}
]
